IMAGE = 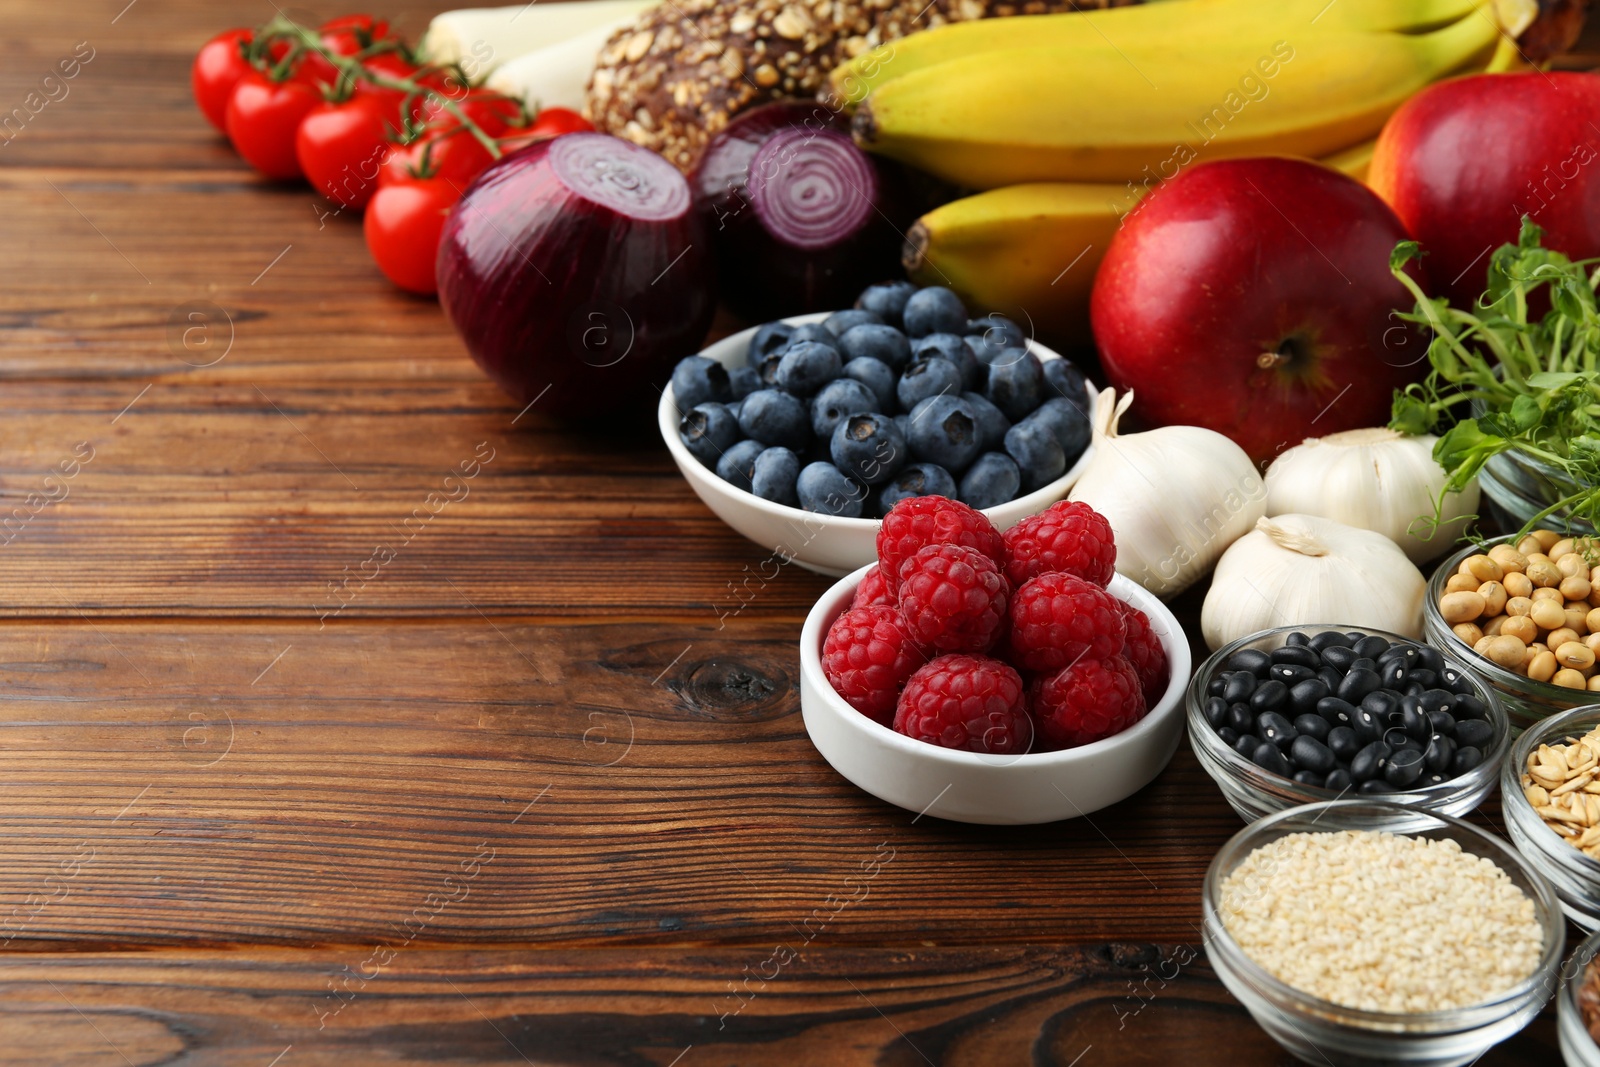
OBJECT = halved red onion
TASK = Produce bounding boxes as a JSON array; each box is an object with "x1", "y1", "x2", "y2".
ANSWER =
[
  {"x1": 691, "y1": 101, "x2": 910, "y2": 319},
  {"x1": 437, "y1": 132, "x2": 716, "y2": 418}
]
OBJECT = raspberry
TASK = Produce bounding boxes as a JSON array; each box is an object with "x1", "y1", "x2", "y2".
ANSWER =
[
  {"x1": 1008, "y1": 572, "x2": 1127, "y2": 673},
  {"x1": 851, "y1": 565, "x2": 893, "y2": 609},
  {"x1": 894, "y1": 654, "x2": 1031, "y2": 754},
  {"x1": 897, "y1": 544, "x2": 1010, "y2": 654},
  {"x1": 823, "y1": 605, "x2": 925, "y2": 724},
  {"x1": 1001, "y1": 500, "x2": 1117, "y2": 588},
  {"x1": 1118, "y1": 601, "x2": 1169, "y2": 700},
  {"x1": 1030, "y1": 655, "x2": 1147, "y2": 750},
  {"x1": 877, "y1": 495, "x2": 1004, "y2": 594}
]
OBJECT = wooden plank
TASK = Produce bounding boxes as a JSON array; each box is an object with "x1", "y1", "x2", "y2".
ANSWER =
[
  {"x1": 0, "y1": 946, "x2": 1555, "y2": 1066},
  {"x1": 0, "y1": 618, "x2": 1234, "y2": 949}
]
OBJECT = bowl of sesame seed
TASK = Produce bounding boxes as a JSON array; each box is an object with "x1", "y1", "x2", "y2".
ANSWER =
[{"x1": 1203, "y1": 800, "x2": 1564, "y2": 1066}]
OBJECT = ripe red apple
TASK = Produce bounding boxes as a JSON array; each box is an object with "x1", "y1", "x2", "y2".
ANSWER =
[
  {"x1": 1089, "y1": 157, "x2": 1427, "y2": 465},
  {"x1": 1370, "y1": 71, "x2": 1600, "y2": 309}
]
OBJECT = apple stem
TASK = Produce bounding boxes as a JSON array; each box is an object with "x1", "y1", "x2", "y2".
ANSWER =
[{"x1": 1256, "y1": 351, "x2": 1290, "y2": 370}]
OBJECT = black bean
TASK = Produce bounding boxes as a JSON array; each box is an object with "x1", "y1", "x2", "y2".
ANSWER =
[
  {"x1": 1204, "y1": 696, "x2": 1229, "y2": 729},
  {"x1": 1426, "y1": 710, "x2": 1456, "y2": 737},
  {"x1": 1250, "y1": 680, "x2": 1290, "y2": 712},
  {"x1": 1292, "y1": 770, "x2": 1324, "y2": 786},
  {"x1": 1358, "y1": 778, "x2": 1398, "y2": 794},
  {"x1": 1327, "y1": 726, "x2": 1361, "y2": 761},
  {"x1": 1350, "y1": 741, "x2": 1392, "y2": 782},
  {"x1": 1440, "y1": 667, "x2": 1476, "y2": 696},
  {"x1": 1325, "y1": 768, "x2": 1353, "y2": 792},
  {"x1": 1318, "y1": 697, "x2": 1359, "y2": 729},
  {"x1": 1402, "y1": 699, "x2": 1432, "y2": 741},
  {"x1": 1228, "y1": 649, "x2": 1272, "y2": 677},
  {"x1": 1257, "y1": 712, "x2": 1297, "y2": 748},
  {"x1": 1228, "y1": 703, "x2": 1255, "y2": 735},
  {"x1": 1379, "y1": 644, "x2": 1421, "y2": 668},
  {"x1": 1403, "y1": 681, "x2": 1427, "y2": 698},
  {"x1": 1252, "y1": 742, "x2": 1292, "y2": 777},
  {"x1": 1233, "y1": 733, "x2": 1260, "y2": 758},
  {"x1": 1386, "y1": 747, "x2": 1426, "y2": 788},
  {"x1": 1354, "y1": 635, "x2": 1390, "y2": 660},
  {"x1": 1410, "y1": 669, "x2": 1438, "y2": 689},
  {"x1": 1362, "y1": 691, "x2": 1399, "y2": 718},
  {"x1": 1272, "y1": 645, "x2": 1321, "y2": 669},
  {"x1": 1224, "y1": 672, "x2": 1258, "y2": 703},
  {"x1": 1217, "y1": 726, "x2": 1239, "y2": 745},
  {"x1": 1291, "y1": 735, "x2": 1336, "y2": 774},
  {"x1": 1418, "y1": 689, "x2": 1455, "y2": 716},
  {"x1": 1285, "y1": 631, "x2": 1311, "y2": 648},
  {"x1": 1207, "y1": 674, "x2": 1228, "y2": 697},
  {"x1": 1425, "y1": 772, "x2": 1449, "y2": 786},
  {"x1": 1380, "y1": 659, "x2": 1409, "y2": 690},
  {"x1": 1453, "y1": 719, "x2": 1496, "y2": 750},
  {"x1": 1338, "y1": 668, "x2": 1382, "y2": 704},
  {"x1": 1353, "y1": 706, "x2": 1385, "y2": 744},
  {"x1": 1270, "y1": 664, "x2": 1315, "y2": 686},
  {"x1": 1424, "y1": 733, "x2": 1457, "y2": 774},
  {"x1": 1294, "y1": 714, "x2": 1331, "y2": 742},
  {"x1": 1382, "y1": 727, "x2": 1413, "y2": 751},
  {"x1": 1345, "y1": 631, "x2": 1370, "y2": 644},
  {"x1": 1416, "y1": 645, "x2": 1444, "y2": 673},
  {"x1": 1289, "y1": 679, "x2": 1330, "y2": 717},
  {"x1": 1456, "y1": 694, "x2": 1490, "y2": 721},
  {"x1": 1321, "y1": 645, "x2": 1358, "y2": 672},
  {"x1": 1453, "y1": 745, "x2": 1483, "y2": 774},
  {"x1": 1309, "y1": 631, "x2": 1351, "y2": 652},
  {"x1": 1351, "y1": 657, "x2": 1377, "y2": 673},
  {"x1": 1318, "y1": 667, "x2": 1343, "y2": 692}
]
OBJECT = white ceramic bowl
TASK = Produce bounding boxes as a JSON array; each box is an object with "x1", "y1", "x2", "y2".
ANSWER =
[
  {"x1": 799, "y1": 564, "x2": 1192, "y2": 824},
  {"x1": 660, "y1": 313, "x2": 1097, "y2": 576}
]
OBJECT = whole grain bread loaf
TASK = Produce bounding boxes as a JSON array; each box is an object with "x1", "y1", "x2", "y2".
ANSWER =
[{"x1": 586, "y1": 0, "x2": 1136, "y2": 171}]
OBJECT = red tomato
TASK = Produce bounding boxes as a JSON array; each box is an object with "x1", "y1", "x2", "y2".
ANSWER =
[
  {"x1": 375, "y1": 130, "x2": 495, "y2": 190},
  {"x1": 364, "y1": 179, "x2": 459, "y2": 294},
  {"x1": 226, "y1": 71, "x2": 323, "y2": 180},
  {"x1": 497, "y1": 108, "x2": 595, "y2": 154},
  {"x1": 297, "y1": 14, "x2": 393, "y2": 90},
  {"x1": 421, "y1": 89, "x2": 525, "y2": 137},
  {"x1": 192, "y1": 28, "x2": 254, "y2": 131},
  {"x1": 296, "y1": 94, "x2": 397, "y2": 210},
  {"x1": 358, "y1": 52, "x2": 427, "y2": 129}
]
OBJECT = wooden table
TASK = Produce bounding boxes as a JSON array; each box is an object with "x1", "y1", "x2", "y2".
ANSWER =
[{"x1": 0, "y1": 3, "x2": 1594, "y2": 1063}]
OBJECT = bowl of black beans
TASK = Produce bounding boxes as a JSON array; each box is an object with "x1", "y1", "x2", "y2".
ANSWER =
[{"x1": 1187, "y1": 624, "x2": 1510, "y2": 823}]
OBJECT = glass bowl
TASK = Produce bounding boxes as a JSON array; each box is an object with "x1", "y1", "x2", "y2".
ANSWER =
[
  {"x1": 1502, "y1": 705, "x2": 1600, "y2": 930},
  {"x1": 1479, "y1": 448, "x2": 1595, "y2": 538},
  {"x1": 1559, "y1": 926, "x2": 1600, "y2": 1067},
  {"x1": 1204, "y1": 799, "x2": 1566, "y2": 1067},
  {"x1": 1188, "y1": 624, "x2": 1508, "y2": 824},
  {"x1": 1423, "y1": 535, "x2": 1597, "y2": 733}
]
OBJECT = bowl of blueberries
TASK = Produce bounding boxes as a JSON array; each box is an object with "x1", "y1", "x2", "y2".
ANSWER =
[
  {"x1": 659, "y1": 281, "x2": 1097, "y2": 576},
  {"x1": 1187, "y1": 624, "x2": 1510, "y2": 823}
]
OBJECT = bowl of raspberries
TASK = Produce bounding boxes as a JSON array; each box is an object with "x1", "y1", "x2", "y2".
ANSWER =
[
  {"x1": 659, "y1": 281, "x2": 1096, "y2": 577},
  {"x1": 799, "y1": 496, "x2": 1191, "y2": 824}
]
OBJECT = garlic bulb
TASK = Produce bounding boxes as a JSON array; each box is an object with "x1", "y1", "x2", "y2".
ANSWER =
[
  {"x1": 1264, "y1": 427, "x2": 1478, "y2": 564},
  {"x1": 1201, "y1": 514, "x2": 1426, "y2": 651},
  {"x1": 1068, "y1": 388, "x2": 1266, "y2": 598}
]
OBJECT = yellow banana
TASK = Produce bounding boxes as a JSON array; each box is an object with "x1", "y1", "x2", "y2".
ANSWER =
[
  {"x1": 900, "y1": 142, "x2": 1384, "y2": 349},
  {"x1": 830, "y1": 0, "x2": 1491, "y2": 105},
  {"x1": 853, "y1": 15, "x2": 1498, "y2": 189}
]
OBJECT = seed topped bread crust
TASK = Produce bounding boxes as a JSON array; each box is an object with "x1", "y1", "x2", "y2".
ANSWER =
[{"x1": 585, "y1": 0, "x2": 1134, "y2": 170}]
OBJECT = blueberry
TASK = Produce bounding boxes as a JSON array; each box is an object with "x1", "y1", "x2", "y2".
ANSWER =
[
  {"x1": 842, "y1": 357, "x2": 895, "y2": 411},
  {"x1": 794, "y1": 462, "x2": 864, "y2": 516},
  {"x1": 716, "y1": 439, "x2": 766, "y2": 491},
  {"x1": 897, "y1": 357, "x2": 963, "y2": 411},
  {"x1": 878, "y1": 463, "x2": 957, "y2": 513},
  {"x1": 986, "y1": 348, "x2": 1044, "y2": 421},
  {"x1": 958, "y1": 452, "x2": 1021, "y2": 510},
  {"x1": 810, "y1": 379, "x2": 878, "y2": 441},
  {"x1": 967, "y1": 314, "x2": 1026, "y2": 348},
  {"x1": 901, "y1": 286, "x2": 968, "y2": 338},
  {"x1": 678, "y1": 402, "x2": 740, "y2": 468},
  {"x1": 788, "y1": 323, "x2": 842, "y2": 354},
  {"x1": 912, "y1": 333, "x2": 981, "y2": 391},
  {"x1": 1024, "y1": 397, "x2": 1092, "y2": 463},
  {"x1": 776, "y1": 341, "x2": 842, "y2": 396},
  {"x1": 748, "y1": 322, "x2": 795, "y2": 367},
  {"x1": 750, "y1": 446, "x2": 801, "y2": 505},
  {"x1": 856, "y1": 280, "x2": 917, "y2": 327},
  {"x1": 728, "y1": 365, "x2": 762, "y2": 401},
  {"x1": 893, "y1": 413, "x2": 912, "y2": 440},
  {"x1": 825, "y1": 308, "x2": 882, "y2": 335},
  {"x1": 1004, "y1": 418, "x2": 1066, "y2": 492},
  {"x1": 961, "y1": 392, "x2": 1011, "y2": 451},
  {"x1": 738, "y1": 389, "x2": 810, "y2": 449},
  {"x1": 906, "y1": 394, "x2": 984, "y2": 472},
  {"x1": 726, "y1": 398, "x2": 744, "y2": 421},
  {"x1": 838, "y1": 324, "x2": 912, "y2": 372},
  {"x1": 830, "y1": 413, "x2": 907, "y2": 486},
  {"x1": 671, "y1": 355, "x2": 731, "y2": 411},
  {"x1": 754, "y1": 351, "x2": 784, "y2": 389},
  {"x1": 1041, "y1": 358, "x2": 1089, "y2": 403}
]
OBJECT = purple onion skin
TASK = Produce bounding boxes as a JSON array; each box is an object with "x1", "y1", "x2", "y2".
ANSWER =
[
  {"x1": 691, "y1": 100, "x2": 914, "y2": 321},
  {"x1": 437, "y1": 133, "x2": 716, "y2": 419}
]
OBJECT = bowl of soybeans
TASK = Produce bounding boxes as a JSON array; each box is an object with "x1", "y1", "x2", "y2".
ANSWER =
[{"x1": 1424, "y1": 530, "x2": 1600, "y2": 732}]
